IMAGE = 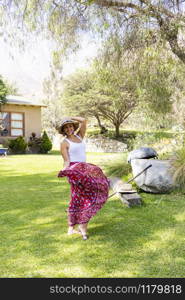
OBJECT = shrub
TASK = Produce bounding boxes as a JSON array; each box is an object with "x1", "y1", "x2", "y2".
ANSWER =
[
  {"x1": 132, "y1": 131, "x2": 184, "y2": 155},
  {"x1": 1, "y1": 139, "x2": 9, "y2": 148},
  {"x1": 171, "y1": 146, "x2": 185, "y2": 191},
  {"x1": 104, "y1": 159, "x2": 132, "y2": 178},
  {"x1": 40, "y1": 131, "x2": 52, "y2": 154},
  {"x1": 28, "y1": 132, "x2": 42, "y2": 154},
  {"x1": 8, "y1": 136, "x2": 27, "y2": 154}
]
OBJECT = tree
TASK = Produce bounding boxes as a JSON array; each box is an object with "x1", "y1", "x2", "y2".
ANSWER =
[
  {"x1": 1, "y1": 1, "x2": 185, "y2": 64},
  {"x1": 2, "y1": 1, "x2": 184, "y2": 130},
  {"x1": 135, "y1": 46, "x2": 174, "y2": 113},
  {"x1": 62, "y1": 65, "x2": 138, "y2": 137},
  {"x1": 133, "y1": 41, "x2": 185, "y2": 128},
  {"x1": 61, "y1": 69, "x2": 108, "y2": 132},
  {"x1": 40, "y1": 130, "x2": 52, "y2": 153},
  {"x1": 0, "y1": 76, "x2": 19, "y2": 134},
  {"x1": 42, "y1": 68, "x2": 64, "y2": 136},
  {"x1": 0, "y1": 76, "x2": 8, "y2": 106},
  {"x1": 170, "y1": 62, "x2": 185, "y2": 129},
  {"x1": 96, "y1": 64, "x2": 139, "y2": 136},
  {"x1": 95, "y1": 32, "x2": 178, "y2": 123},
  {"x1": 4, "y1": 79, "x2": 19, "y2": 96},
  {"x1": 84, "y1": 0, "x2": 185, "y2": 64}
]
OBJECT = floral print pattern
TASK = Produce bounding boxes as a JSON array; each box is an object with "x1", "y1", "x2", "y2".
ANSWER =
[{"x1": 58, "y1": 162, "x2": 110, "y2": 226}]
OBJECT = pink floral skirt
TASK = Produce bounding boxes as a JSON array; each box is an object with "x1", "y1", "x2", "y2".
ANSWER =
[{"x1": 58, "y1": 162, "x2": 110, "y2": 226}]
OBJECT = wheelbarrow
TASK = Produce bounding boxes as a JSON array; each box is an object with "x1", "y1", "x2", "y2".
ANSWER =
[{"x1": 108, "y1": 164, "x2": 152, "y2": 207}]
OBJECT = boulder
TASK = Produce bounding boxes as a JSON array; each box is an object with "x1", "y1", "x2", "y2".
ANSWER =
[
  {"x1": 128, "y1": 147, "x2": 158, "y2": 163},
  {"x1": 130, "y1": 159, "x2": 174, "y2": 193}
]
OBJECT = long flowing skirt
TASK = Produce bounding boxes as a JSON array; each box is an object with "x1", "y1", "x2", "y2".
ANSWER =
[{"x1": 58, "y1": 162, "x2": 110, "y2": 226}]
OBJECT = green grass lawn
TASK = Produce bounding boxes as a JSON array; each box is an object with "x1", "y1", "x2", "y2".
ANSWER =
[{"x1": 0, "y1": 152, "x2": 185, "y2": 278}]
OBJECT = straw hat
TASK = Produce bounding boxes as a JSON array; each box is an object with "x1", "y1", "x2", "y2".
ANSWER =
[{"x1": 57, "y1": 118, "x2": 79, "y2": 134}]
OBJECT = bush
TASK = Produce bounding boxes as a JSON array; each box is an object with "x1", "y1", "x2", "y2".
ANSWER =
[
  {"x1": 104, "y1": 159, "x2": 132, "y2": 178},
  {"x1": 27, "y1": 131, "x2": 52, "y2": 154},
  {"x1": 171, "y1": 146, "x2": 185, "y2": 191},
  {"x1": 28, "y1": 132, "x2": 42, "y2": 154},
  {"x1": 8, "y1": 136, "x2": 27, "y2": 154},
  {"x1": 40, "y1": 131, "x2": 52, "y2": 154},
  {"x1": 1, "y1": 139, "x2": 9, "y2": 148},
  {"x1": 132, "y1": 131, "x2": 184, "y2": 155}
]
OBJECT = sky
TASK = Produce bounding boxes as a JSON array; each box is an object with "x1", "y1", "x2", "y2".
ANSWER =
[{"x1": 0, "y1": 36, "x2": 98, "y2": 101}]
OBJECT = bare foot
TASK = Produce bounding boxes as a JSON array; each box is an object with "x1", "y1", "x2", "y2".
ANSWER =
[
  {"x1": 78, "y1": 225, "x2": 88, "y2": 240},
  {"x1": 73, "y1": 229, "x2": 81, "y2": 234},
  {"x1": 82, "y1": 234, "x2": 88, "y2": 240},
  {"x1": 67, "y1": 226, "x2": 74, "y2": 235},
  {"x1": 67, "y1": 227, "x2": 81, "y2": 235}
]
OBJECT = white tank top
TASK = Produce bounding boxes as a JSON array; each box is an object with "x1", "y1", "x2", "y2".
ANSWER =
[{"x1": 65, "y1": 134, "x2": 86, "y2": 162}]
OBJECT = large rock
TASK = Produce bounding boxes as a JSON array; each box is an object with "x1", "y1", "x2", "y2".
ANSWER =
[
  {"x1": 130, "y1": 159, "x2": 174, "y2": 193},
  {"x1": 128, "y1": 147, "x2": 158, "y2": 163}
]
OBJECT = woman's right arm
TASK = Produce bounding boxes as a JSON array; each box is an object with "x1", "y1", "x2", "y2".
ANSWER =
[{"x1": 60, "y1": 141, "x2": 70, "y2": 169}]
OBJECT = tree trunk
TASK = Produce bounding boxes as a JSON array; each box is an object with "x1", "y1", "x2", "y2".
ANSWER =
[
  {"x1": 159, "y1": 18, "x2": 185, "y2": 64},
  {"x1": 115, "y1": 123, "x2": 120, "y2": 137},
  {"x1": 94, "y1": 114, "x2": 108, "y2": 133}
]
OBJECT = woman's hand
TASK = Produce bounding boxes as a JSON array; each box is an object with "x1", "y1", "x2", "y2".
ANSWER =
[
  {"x1": 70, "y1": 116, "x2": 86, "y2": 123},
  {"x1": 63, "y1": 161, "x2": 70, "y2": 169},
  {"x1": 71, "y1": 117, "x2": 87, "y2": 138}
]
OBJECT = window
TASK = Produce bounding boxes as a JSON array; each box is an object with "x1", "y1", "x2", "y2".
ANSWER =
[
  {"x1": 0, "y1": 112, "x2": 10, "y2": 136},
  {"x1": 10, "y1": 113, "x2": 24, "y2": 136},
  {"x1": 0, "y1": 112, "x2": 24, "y2": 137}
]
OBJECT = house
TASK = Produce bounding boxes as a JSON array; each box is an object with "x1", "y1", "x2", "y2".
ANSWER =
[{"x1": 0, "y1": 95, "x2": 47, "y2": 144}]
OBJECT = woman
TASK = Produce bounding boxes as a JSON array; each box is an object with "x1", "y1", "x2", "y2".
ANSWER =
[{"x1": 57, "y1": 116, "x2": 109, "y2": 240}]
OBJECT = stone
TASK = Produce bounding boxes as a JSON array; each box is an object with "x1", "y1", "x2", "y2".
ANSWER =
[
  {"x1": 127, "y1": 147, "x2": 158, "y2": 163},
  {"x1": 130, "y1": 159, "x2": 174, "y2": 193},
  {"x1": 85, "y1": 136, "x2": 127, "y2": 153}
]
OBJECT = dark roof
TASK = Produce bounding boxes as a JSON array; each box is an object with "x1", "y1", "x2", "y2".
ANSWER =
[{"x1": 5, "y1": 95, "x2": 47, "y2": 107}]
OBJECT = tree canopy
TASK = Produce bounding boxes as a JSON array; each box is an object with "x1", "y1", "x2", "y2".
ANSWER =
[
  {"x1": 61, "y1": 30, "x2": 185, "y2": 132},
  {"x1": 1, "y1": 0, "x2": 185, "y2": 132},
  {"x1": 0, "y1": 76, "x2": 8, "y2": 105},
  {"x1": 62, "y1": 61, "x2": 138, "y2": 136},
  {"x1": 1, "y1": 0, "x2": 185, "y2": 64}
]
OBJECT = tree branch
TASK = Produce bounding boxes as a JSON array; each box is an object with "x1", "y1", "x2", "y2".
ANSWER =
[
  {"x1": 92, "y1": 0, "x2": 175, "y2": 21},
  {"x1": 94, "y1": 0, "x2": 149, "y2": 14}
]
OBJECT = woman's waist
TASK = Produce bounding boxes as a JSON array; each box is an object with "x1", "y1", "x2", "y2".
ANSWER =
[
  {"x1": 69, "y1": 151, "x2": 86, "y2": 161},
  {"x1": 70, "y1": 160, "x2": 86, "y2": 165}
]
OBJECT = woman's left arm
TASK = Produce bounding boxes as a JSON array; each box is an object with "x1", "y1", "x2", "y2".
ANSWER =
[{"x1": 71, "y1": 116, "x2": 87, "y2": 138}]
